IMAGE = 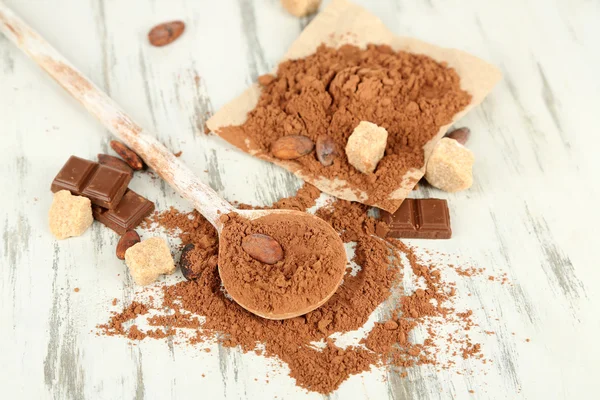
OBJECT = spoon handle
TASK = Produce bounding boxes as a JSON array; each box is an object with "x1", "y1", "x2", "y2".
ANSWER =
[{"x1": 0, "y1": 3, "x2": 234, "y2": 230}]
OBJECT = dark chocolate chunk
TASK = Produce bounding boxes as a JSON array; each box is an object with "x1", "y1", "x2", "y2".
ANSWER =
[
  {"x1": 92, "y1": 190, "x2": 155, "y2": 235},
  {"x1": 98, "y1": 154, "x2": 134, "y2": 178},
  {"x1": 51, "y1": 156, "x2": 97, "y2": 194},
  {"x1": 381, "y1": 198, "x2": 451, "y2": 239},
  {"x1": 51, "y1": 156, "x2": 132, "y2": 209},
  {"x1": 415, "y1": 199, "x2": 451, "y2": 238},
  {"x1": 386, "y1": 199, "x2": 418, "y2": 237},
  {"x1": 81, "y1": 164, "x2": 131, "y2": 209}
]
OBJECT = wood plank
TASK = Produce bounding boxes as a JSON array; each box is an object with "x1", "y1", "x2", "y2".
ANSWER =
[{"x1": 1, "y1": 0, "x2": 598, "y2": 398}]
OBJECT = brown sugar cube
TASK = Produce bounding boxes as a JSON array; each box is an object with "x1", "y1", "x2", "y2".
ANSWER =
[
  {"x1": 48, "y1": 190, "x2": 93, "y2": 240},
  {"x1": 345, "y1": 121, "x2": 388, "y2": 174},
  {"x1": 124, "y1": 237, "x2": 176, "y2": 286},
  {"x1": 425, "y1": 138, "x2": 474, "y2": 192},
  {"x1": 281, "y1": 0, "x2": 321, "y2": 17}
]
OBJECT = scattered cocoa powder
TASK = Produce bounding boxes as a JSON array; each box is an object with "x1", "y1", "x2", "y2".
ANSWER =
[
  {"x1": 127, "y1": 325, "x2": 145, "y2": 340},
  {"x1": 218, "y1": 212, "x2": 347, "y2": 318},
  {"x1": 100, "y1": 301, "x2": 148, "y2": 336},
  {"x1": 142, "y1": 206, "x2": 217, "y2": 249},
  {"x1": 100, "y1": 185, "x2": 500, "y2": 394},
  {"x1": 454, "y1": 265, "x2": 486, "y2": 277},
  {"x1": 142, "y1": 207, "x2": 218, "y2": 281},
  {"x1": 271, "y1": 183, "x2": 321, "y2": 210},
  {"x1": 147, "y1": 309, "x2": 200, "y2": 330},
  {"x1": 219, "y1": 44, "x2": 472, "y2": 209},
  {"x1": 235, "y1": 183, "x2": 322, "y2": 211}
]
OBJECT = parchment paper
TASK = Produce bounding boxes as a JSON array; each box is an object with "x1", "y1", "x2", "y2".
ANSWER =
[{"x1": 207, "y1": 0, "x2": 502, "y2": 212}]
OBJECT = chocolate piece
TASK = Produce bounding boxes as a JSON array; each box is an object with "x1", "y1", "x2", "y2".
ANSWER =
[
  {"x1": 51, "y1": 156, "x2": 97, "y2": 194},
  {"x1": 415, "y1": 199, "x2": 452, "y2": 238},
  {"x1": 381, "y1": 198, "x2": 451, "y2": 239},
  {"x1": 51, "y1": 156, "x2": 132, "y2": 209},
  {"x1": 81, "y1": 165, "x2": 131, "y2": 209},
  {"x1": 98, "y1": 154, "x2": 134, "y2": 178},
  {"x1": 92, "y1": 190, "x2": 155, "y2": 235},
  {"x1": 384, "y1": 199, "x2": 418, "y2": 237}
]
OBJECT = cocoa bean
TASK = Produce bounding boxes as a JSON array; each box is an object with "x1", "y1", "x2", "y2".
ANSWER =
[
  {"x1": 315, "y1": 135, "x2": 338, "y2": 166},
  {"x1": 148, "y1": 21, "x2": 185, "y2": 47},
  {"x1": 110, "y1": 140, "x2": 144, "y2": 171},
  {"x1": 179, "y1": 243, "x2": 200, "y2": 281},
  {"x1": 271, "y1": 135, "x2": 314, "y2": 160},
  {"x1": 445, "y1": 127, "x2": 470, "y2": 145},
  {"x1": 116, "y1": 230, "x2": 141, "y2": 260},
  {"x1": 241, "y1": 233, "x2": 284, "y2": 264}
]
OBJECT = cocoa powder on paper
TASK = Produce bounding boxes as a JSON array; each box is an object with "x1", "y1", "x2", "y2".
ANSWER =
[
  {"x1": 100, "y1": 184, "x2": 493, "y2": 394},
  {"x1": 220, "y1": 44, "x2": 471, "y2": 209}
]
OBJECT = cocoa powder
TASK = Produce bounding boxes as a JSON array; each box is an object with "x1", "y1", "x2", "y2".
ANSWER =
[
  {"x1": 99, "y1": 301, "x2": 148, "y2": 336},
  {"x1": 270, "y1": 183, "x2": 321, "y2": 210},
  {"x1": 218, "y1": 212, "x2": 347, "y2": 318},
  {"x1": 100, "y1": 185, "x2": 495, "y2": 394},
  {"x1": 235, "y1": 182, "x2": 322, "y2": 211},
  {"x1": 220, "y1": 44, "x2": 472, "y2": 208}
]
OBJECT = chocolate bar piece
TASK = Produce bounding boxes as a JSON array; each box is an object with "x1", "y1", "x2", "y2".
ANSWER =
[
  {"x1": 51, "y1": 156, "x2": 97, "y2": 194},
  {"x1": 92, "y1": 189, "x2": 155, "y2": 235},
  {"x1": 98, "y1": 154, "x2": 134, "y2": 178},
  {"x1": 381, "y1": 198, "x2": 451, "y2": 239},
  {"x1": 51, "y1": 156, "x2": 132, "y2": 209}
]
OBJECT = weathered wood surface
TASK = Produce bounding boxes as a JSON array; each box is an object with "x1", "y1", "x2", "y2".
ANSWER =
[{"x1": 0, "y1": 0, "x2": 597, "y2": 399}]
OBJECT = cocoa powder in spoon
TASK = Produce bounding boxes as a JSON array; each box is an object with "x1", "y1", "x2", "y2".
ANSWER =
[{"x1": 218, "y1": 212, "x2": 347, "y2": 318}]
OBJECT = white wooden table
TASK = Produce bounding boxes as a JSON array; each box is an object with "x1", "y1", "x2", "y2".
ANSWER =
[{"x1": 1, "y1": 0, "x2": 598, "y2": 398}]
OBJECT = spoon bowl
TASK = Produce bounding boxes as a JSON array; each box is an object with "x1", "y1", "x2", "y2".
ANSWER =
[{"x1": 217, "y1": 208, "x2": 347, "y2": 320}]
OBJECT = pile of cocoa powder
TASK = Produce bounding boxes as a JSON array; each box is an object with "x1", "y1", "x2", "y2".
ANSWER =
[
  {"x1": 219, "y1": 44, "x2": 472, "y2": 208},
  {"x1": 100, "y1": 184, "x2": 496, "y2": 394},
  {"x1": 219, "y1": 212, "x2": 346, "y2": 318}
]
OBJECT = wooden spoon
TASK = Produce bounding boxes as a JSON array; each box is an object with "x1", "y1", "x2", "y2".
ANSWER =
[{"x1": 0, "y1": 4, "x2": 347, "y2": 320}]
